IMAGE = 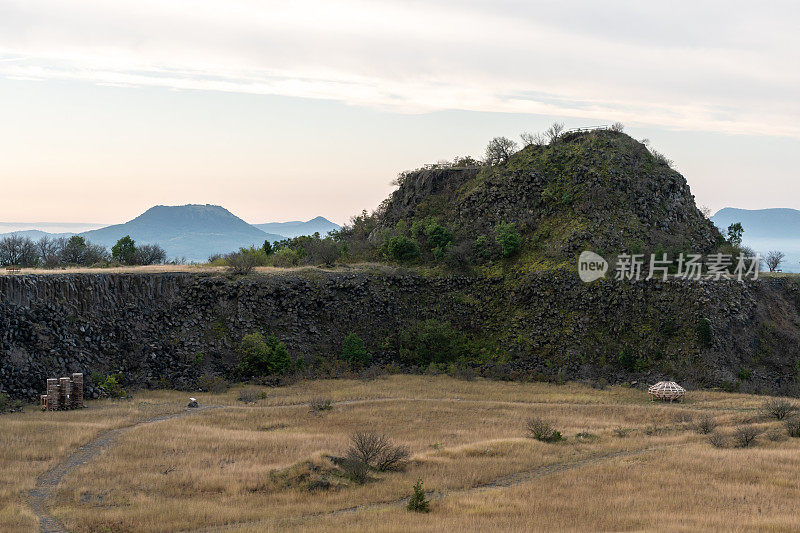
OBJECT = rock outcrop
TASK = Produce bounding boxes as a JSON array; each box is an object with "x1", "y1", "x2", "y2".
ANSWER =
[
  {"x1": 374, "y1": 130, "x2": 722, "y2": 262},
  {"x1": 2, "y1": 271, "x2": 800, "y2": 401}
]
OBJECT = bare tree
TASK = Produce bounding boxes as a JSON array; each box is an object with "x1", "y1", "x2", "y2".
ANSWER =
[
  {"x1": 694, "y1": 414, "x2": 717, "y2": 434},
  {"x1": 133, "y1": 244, "x2": 167, "y2": 265},
  {"x1": 484, "y1": 136, "x2": 518, "y2": 165},
  {"x1": 36, "y1": 236, "x2": 65, "y2": 268},
  {"x1": 733, "y1": 425, "x2": 762, "y2": 448},
  {"x1": 610, "y1": 122, "x2": 625, "y2": 132},
  {"x1": 347, "y1": 431, "x2": 390, "y2": 466},
  {"x1": 346, "y1": 431, "x2": 410, "y2": 472},
  {"x1": 545, "y1": 122, "x2": 565, "y2": 144},
  {"x1": 698, "y1": 205, "x2": 713, "y2": 219},
  {"x1": 306, "y1": 238, "x2": 340, "y2": 266},
  {"x1": 83, "y1": 242, "x2": 109, "y2": 265},
  {"x1": 0, "y1": 235, "x2": 38, "y2": 267},
  {"x1": 761, "y1": 398, "x2": 797, "y2": 420},
  {"x1": 520, "y1": 131, "x2": 545, "y2": 147},
  {"x1": 765, "y1": 250, "x2": 785, "y2": 272}
]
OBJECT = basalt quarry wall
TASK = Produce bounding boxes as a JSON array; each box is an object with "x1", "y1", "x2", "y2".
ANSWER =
[{"x1": 1, "y1": 271, "x2": 799, "y2": 401}]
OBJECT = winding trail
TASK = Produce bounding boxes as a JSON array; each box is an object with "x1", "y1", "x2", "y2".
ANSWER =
[
  {"x1": 28, "y1": 405, "x2": 223, "y2": 533},
  {"x1": 27, "y1": 394, "x2": 713, "y2": 532},
  {"x1": 196, "y1": 442, "x2": 686, "y2": 532}
]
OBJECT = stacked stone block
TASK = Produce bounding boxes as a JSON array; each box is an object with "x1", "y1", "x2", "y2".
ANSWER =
[{"x1": 39, "y1": 374, "x2": 84, "y2": 411}]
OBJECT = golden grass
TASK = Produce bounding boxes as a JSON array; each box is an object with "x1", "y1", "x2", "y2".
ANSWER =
[
  {"x1": 2, "y1": 262, "x2": 395, "y2": 276},
  {"x1": 2, "y1": 376, "x2": 798, "y2": 532}
]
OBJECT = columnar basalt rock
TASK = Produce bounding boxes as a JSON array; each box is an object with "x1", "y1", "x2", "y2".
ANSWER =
[{"x1": 1, "y1": 271, "x2": 799, "y2": 401}]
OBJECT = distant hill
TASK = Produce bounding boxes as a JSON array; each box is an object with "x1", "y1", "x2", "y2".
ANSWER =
[
  {"x1": 0, "y1": 208, "x2": 342, "y2": 263},
  {"x1": 80, "y1": 205, "x2": 283, "y2": 262},
  {"x1": 254, "y1": 216, "x2": 340, "y2": 239},
  {"x1": 712, "y1": 207, "x2": 800, "y2": 272},
  {"x1": 711, "y1": 208, "x2": 800, "y2": 239},
  {"x1": 0, "y1": 222, "x2": 105, "y2": 234},
  {"x1": 0, "y1": 229, "x2": 73, "y2": 240}
]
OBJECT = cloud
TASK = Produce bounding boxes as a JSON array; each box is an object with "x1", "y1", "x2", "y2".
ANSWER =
[{"x1": 1, "y1": 0, "x2": 798, "y2": 137}]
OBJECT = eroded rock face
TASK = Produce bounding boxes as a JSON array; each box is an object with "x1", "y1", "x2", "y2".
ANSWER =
[
  {"x1": 374, "y1": 131, "x2": 722, "y2": 259},
  {"x1": 1, "y1": 271, "x2": 799, "y2": 401}
]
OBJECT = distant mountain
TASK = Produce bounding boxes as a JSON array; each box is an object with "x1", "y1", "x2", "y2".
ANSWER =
[
  {"x1": 80, "y1": 205, "x2": 283, "y2": 262},
  {"x1": 254, "y1": 216, "x2": 340, "y2": 239},
  {"x1": 0, "y1": 229, "x2": 73, "y2": 240},
  {"x1": 711, "y1": 208, "x2": 800, "y2": 272},
  {"x1": 711, "y1": 208, "x2": 800, "y2": 239},
  {"x1": 0, "y1": 222, "x2": 105, "y2": 234}
]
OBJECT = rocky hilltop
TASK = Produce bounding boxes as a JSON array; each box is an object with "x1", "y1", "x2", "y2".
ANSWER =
[{"x1": 370, "y1": 130, "x2": 721, "y2": 265}]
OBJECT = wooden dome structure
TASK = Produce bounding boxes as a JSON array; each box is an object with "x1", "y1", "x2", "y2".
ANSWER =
[{"x1": 648, "y1": 381, "x2": 685, "y2": 402}]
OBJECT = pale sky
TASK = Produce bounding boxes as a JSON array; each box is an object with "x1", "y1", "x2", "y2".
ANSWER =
[{"x1": 0, "y1": 0, "x2": 798, "y2": 225}]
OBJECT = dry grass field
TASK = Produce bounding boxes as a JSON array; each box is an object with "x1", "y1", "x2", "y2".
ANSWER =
[
  {"x1": 2, "y1": 376, "x2": 800, "y2": 532},
  {"x1": 1, "y1": 263, "x2": 394, "y2": 276}
]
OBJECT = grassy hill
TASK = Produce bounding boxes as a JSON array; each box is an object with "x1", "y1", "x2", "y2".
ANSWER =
[{"x1": 346, "y1": 129, "x2": 722, "y2": 269}]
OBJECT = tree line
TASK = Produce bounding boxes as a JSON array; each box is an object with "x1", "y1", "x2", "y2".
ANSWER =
[{"x1": 0, "y1": 234, "x2": 166, "y2": 268}]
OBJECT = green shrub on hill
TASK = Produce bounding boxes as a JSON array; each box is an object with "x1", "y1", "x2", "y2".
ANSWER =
[
  {"x1": 389, "y1": 319, "x2": 501, "y2": 367},
  {"x1": 341, "y1": 332, "x2": 370, "y2": 368},
  {"x1": 238, "y1": 332, "x2": 292, "y2": 377},
  {"x1": 386, "y1": 236, "x2": 420, "y2": 262},
  {"x1": 495, "y1": 222, "x2": 521, "y2": 258},
  {"x1": 697, "y1": 318, "x2": 713, "y2": 347}
]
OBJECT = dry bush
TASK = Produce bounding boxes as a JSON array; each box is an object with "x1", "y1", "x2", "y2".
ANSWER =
[
  {"x1": 786, "y1": 418, "x2": 800, "y2": 438},
  {"x1": 525, "y1": 418, "x2": 562, "y2": 442},
  {"x1": 733, "y1": 425, "x2": 762, "y2": 448},
  {"x1": 644, "y1": 417, "x2": 666, "y2": 436},
  {"x1": 309, "y1": 397, "x2": 333, "y2": 412},
  {"x1": 766, "y1": 429, "x2": 787, "y2": 442},
  {"x1": 196, "y1": 374, "x2": 229, "y2": 394},
  {"x1": 346, "y1": 431, "x2": 410, "y2": 472},
  {"x1": 761, "y1": 398, "x2": 797, "y2": 420},
  {"x1": 339, "y1": 458, "x2": 369, "y2": 484},
  {"x1": 613, "y1": 427, "x2": 631, "y2": 438},
  {"x1": 225, "y1": 251, "x2": 257, "y2": 275},
  {"x1": 237, "y1": 388, "x2": 259, "y2": 404},
  {"x1": 347, "y1": 431, "x2": 389, "y2": 465},
  {"x1": 375, "y1": 443, "x2": 412, "y2": 472},
  {"x1": 672, "y1": 411, "x2": 694, "y2": 425},
  {"x1": 708, "y1": 432, "x2": 729, "y2": 448},
  {"x1": 694, "y1": 414, "x2": 717, "y2": 434}
]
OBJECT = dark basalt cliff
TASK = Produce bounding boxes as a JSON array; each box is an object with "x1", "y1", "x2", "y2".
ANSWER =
[{"x1": 2, "y1": 272, "x2": 800, "y2": 401}]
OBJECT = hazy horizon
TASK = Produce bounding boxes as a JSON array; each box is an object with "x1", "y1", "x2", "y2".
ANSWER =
[
  {"x1": 0, "y1": 210, "x2": 341, "y2": 232},
  {"x1": 3, "y1": 205, "x2": 800, "y2": 235}
]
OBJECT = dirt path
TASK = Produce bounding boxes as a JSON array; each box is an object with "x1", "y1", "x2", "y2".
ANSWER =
[
  {"x1": 29, "y1": 395, "x2": 696, "y2": 532},
  {"x1": 28, "y1": 405, "x2": 223, "y2": 533},
  {"x1": 196, "y1": 442, "x2": 688, "y2": 532}
]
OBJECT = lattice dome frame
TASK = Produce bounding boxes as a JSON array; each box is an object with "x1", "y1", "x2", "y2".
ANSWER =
[{"x1": 648, "y1": 381, "x2": 686, "y2": 402}]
